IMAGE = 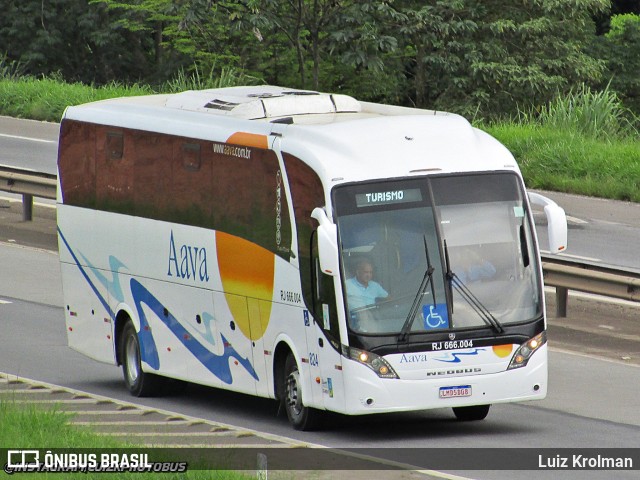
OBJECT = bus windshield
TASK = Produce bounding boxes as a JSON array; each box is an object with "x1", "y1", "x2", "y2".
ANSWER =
[{"x1": 334, "y1": 173, "x2": 541, "y2": 336}]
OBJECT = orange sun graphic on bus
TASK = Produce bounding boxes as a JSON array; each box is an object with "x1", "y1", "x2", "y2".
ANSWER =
[
  {"x1": 492, "y1": 344, "x2": 514, "y2": 358},
  {"x1": 215, "y1": 231, "x2": 275, "y2": 341}
]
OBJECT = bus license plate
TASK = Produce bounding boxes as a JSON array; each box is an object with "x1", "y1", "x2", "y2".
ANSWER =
[{"x1": 439, "y1": 385, "x2": 472, "y2": 398}]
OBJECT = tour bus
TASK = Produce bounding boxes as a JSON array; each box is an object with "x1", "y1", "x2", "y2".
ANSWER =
[{"x1": 56, "y1": 86, "x2": 567, "y2": 430}]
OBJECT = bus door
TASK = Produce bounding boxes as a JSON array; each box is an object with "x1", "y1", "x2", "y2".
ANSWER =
[{"x1": 305, "y1": 232, "x2": 345, "y2": 411}]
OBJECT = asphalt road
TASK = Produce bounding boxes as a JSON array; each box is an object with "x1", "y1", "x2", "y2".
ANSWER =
[
  {"x1": 0, "y1": 203, "x2": 639, "y2": 480},
  {"x1": 1, "y1": 116, "x2": 639, "y2": 479},
  {"x1": 533, "y1": 189, "x2": 640, "y2": 272},
  {"x1": 0, "y1": 116, "x2": 59, "y2": 175}
]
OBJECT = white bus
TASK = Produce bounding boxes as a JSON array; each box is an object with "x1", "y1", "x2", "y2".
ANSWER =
[{"x1": 57, "y1": 86, "x2": 567, "y2": 430}]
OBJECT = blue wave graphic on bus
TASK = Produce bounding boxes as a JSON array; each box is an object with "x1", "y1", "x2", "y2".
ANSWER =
[
  {"x1": 78, "y1": 253, "x2": 128, "y2": 303},
  {"x1": 58, "y1": 227, "x2": 257, "y2": 385},
  {"x1": 196, "y1": 312, "x2": 217, "y2": 346},
  {"x1": 435, "y1": 349, "x2": 485, "y2": 363},
  {"x1": 58, "y1": 227, "x2": 115, "y2": 320},
  {"x1": 130, "y1": 278, "x2": 259, "y2": 384}
]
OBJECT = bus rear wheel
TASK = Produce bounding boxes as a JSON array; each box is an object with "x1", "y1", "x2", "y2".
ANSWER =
[
  {"x1": 283, "y1": 353, "x2": 323, "y2": 431},
  {"x1": 452, "y1": 404, "x2": 491, "y2": 421},
  {"x1": 121, "y1": 321, "x2": 163, "y2": 397}
]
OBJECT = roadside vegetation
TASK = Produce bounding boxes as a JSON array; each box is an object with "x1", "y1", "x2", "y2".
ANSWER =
[
  {"x1": 0, "y1": 72, "x2": 638, "y2": 203},
  {"x1": 1, "y1": 2, "x2": 639, "y2": 202},
  {"x1": 0, "y1": 400, "x2": 251, "y2": 479},
  {"x1": 0, "y1": 64, "x2": 255, "y2": 121},
  {"x1": 484, "y1": 83, "x2": 640, "y2": 202}
]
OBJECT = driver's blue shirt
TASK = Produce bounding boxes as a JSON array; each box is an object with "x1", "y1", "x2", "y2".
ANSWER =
[{"x1": 346, "y1": 277, "x2": 389, "y2": 310}]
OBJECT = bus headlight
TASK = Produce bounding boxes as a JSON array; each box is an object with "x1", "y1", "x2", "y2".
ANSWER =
[
  {"x1": 507, "y1": 332, "x2": 546, "y2": 370},
  {"x1": 344, "y1": 346, "x2": 399, "y2": 379}
]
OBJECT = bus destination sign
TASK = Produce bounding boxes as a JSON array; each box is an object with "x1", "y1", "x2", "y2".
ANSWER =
[{"x1": 355, "y1": 188, "x2": 422, "y2": 207}]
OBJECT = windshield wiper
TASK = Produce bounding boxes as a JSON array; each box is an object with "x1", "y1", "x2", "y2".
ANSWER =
[
  {"x1": 444, "y1": 241, "x2": 504, "y2": 334},
  {"x1": 398, "y1": 236, "x2": 436, "y2": 342}
]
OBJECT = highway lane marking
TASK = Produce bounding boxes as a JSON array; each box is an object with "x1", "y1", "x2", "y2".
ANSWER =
[
  {"x1": 0, "y1": 133, "x2": 57, "y2": 143},
  {"x1": 549, "y1": 346, "x2": 640, "y2": 368},
  {"x1": 566, "y1": 215, "x2": 588, "y2": 225},
  {"x1": 0, "y1": 371, "x2": 479, "y2": 479},
  {"x1": 540, "y1": 250, "x2": 602, "y2": 262},
  {"x1": 544, "y1": 286, "x2": 640, "y2": 308},
  {"x1": 0, "y1": 195, "x2": 56, "y2": 209},
  {"x1": 556, "y1": 252, "x2": 602, "y2": 262}
]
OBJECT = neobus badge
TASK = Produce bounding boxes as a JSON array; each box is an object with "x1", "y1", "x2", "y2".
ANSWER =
[{"x1": 355, "y1": 188, "x2": 422, "y2": 207}]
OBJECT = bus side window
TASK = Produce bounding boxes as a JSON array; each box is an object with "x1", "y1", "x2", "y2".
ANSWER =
[
  {"x1": 106, "y1": 131, "x2": 124, "y2": 160},
  {"x1": 311, "y1": 231, "x2": 340, "y2": 344},
  {"x1": 181, "y1": 143, "x2": 201, "y2": 172}
]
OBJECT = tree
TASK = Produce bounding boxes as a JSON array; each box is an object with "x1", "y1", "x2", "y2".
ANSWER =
[
  {"x1": 92, "y1": 0, "x2": 256, "y2": 83},
  {"x1": 244, "y1": 0, "x2": 345, "y2": 89},
  {"x1": 384, "y1": 0, "x2": 609, "y2": 118},
  {"x1": 0, "y1": 0, "x2": 621, "y2": 120},
  {"x1": 596, "y1": 13, "x2": 640, "y2": 114},
  {"x1": 0, "y1": 0, "x2": 153, "y2": 84},
  {"x1": 462, "y1": 0, "x2": 609, "y2": 118},
  {"x1": 383, "y1": 0, "x2": 478, "y2": 109}
]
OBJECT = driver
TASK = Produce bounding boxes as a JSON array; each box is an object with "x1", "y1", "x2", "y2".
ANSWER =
[{"x1": 346, "y1": 258, "x2": 389, "y2": 310}]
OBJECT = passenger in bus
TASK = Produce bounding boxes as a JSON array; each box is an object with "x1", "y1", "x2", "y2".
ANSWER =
[
  {"x1": 454, "y1": 248, "x2": 497, "y2": 283},
  {"x1": 346, "y1": 258, "x2": 389, "y2": 310}
]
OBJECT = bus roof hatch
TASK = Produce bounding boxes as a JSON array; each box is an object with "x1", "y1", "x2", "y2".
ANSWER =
[{"x1": 164, "y1": 86, "x2": 361, "y2": 120}]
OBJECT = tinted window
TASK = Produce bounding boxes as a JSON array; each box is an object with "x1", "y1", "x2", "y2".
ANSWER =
[
  {"x1": 58, "y1": 120, "x2": 292, "y2": 260},
  {"x1": 284, "y1": 153, "x2": 325, "y2": 310}
]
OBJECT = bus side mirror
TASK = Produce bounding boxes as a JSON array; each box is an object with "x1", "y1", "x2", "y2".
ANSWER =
[
  {"x1": 311, "y1": 207, "x2": 339, "y2": 276},
  {"x1": 528, "y1": 192, "x2": 568, "y2": 254}
]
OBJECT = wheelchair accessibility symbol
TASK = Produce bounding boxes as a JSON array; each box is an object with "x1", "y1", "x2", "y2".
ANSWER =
[{"x1": 422, "y1": 304, "x2": 449, "y2": 330}]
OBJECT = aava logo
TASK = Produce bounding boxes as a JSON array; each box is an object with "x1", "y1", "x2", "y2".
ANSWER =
[{"x1": 167, "y1": 230, "x2": 210, "y2": 282}]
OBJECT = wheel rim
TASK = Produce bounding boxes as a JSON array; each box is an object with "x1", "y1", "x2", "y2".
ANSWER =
[
  {"x1": 285, "y1": 369, "x2": 303, "y2": 418},
  {"x1": 125, "y1": 335, "x2": 140, "y2": 385}
]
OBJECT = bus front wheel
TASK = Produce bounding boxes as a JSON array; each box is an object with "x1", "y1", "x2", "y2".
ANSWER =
[
  {"x1": 283, "y1": 353, "x2": 322, "y2": 430},
  {"x1": 452, "y1": 404, "x2": 491, "y2": 421},
  {"x1": 121, "y1": 321, "x2": 163, "y2": 397}
]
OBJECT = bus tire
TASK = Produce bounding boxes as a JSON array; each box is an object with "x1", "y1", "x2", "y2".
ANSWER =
[
  {"x1": 121, "y1": 321, "x2": 163, "y2": 397},
  {"x1": 452, "y1": 404, "x2": 491, "y2": 421},
  {"x1": 283, "y1": 353, "x2": 323, "y2": 431}
]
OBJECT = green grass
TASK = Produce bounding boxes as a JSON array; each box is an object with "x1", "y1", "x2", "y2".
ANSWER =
[
  {"x1": 519, "y1": 83, "x2": 639, "y2": 140},
  {"x1": 0, "y1": 66, "x2": 258, "y2": 122},
  {"x1": 0, "y1": 401, "x2": 250, "y2": 479},
  {"x1": 0, "y1": 77, "x2": 153, "y2": 121},
  {"x1": 484, "y1": 123, "x2": 640, "y2": 202}
]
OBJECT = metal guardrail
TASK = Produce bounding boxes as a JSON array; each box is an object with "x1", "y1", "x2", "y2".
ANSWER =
[
  {"x1": 2, "y1": 166, "x2": 639, "y2": 316},
  {"x1": 541, "y1": 254, "x2": 640, "y2": 317},
  {"x1": 0, "y1": 166, "x2": 56, "y2": 221}
]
